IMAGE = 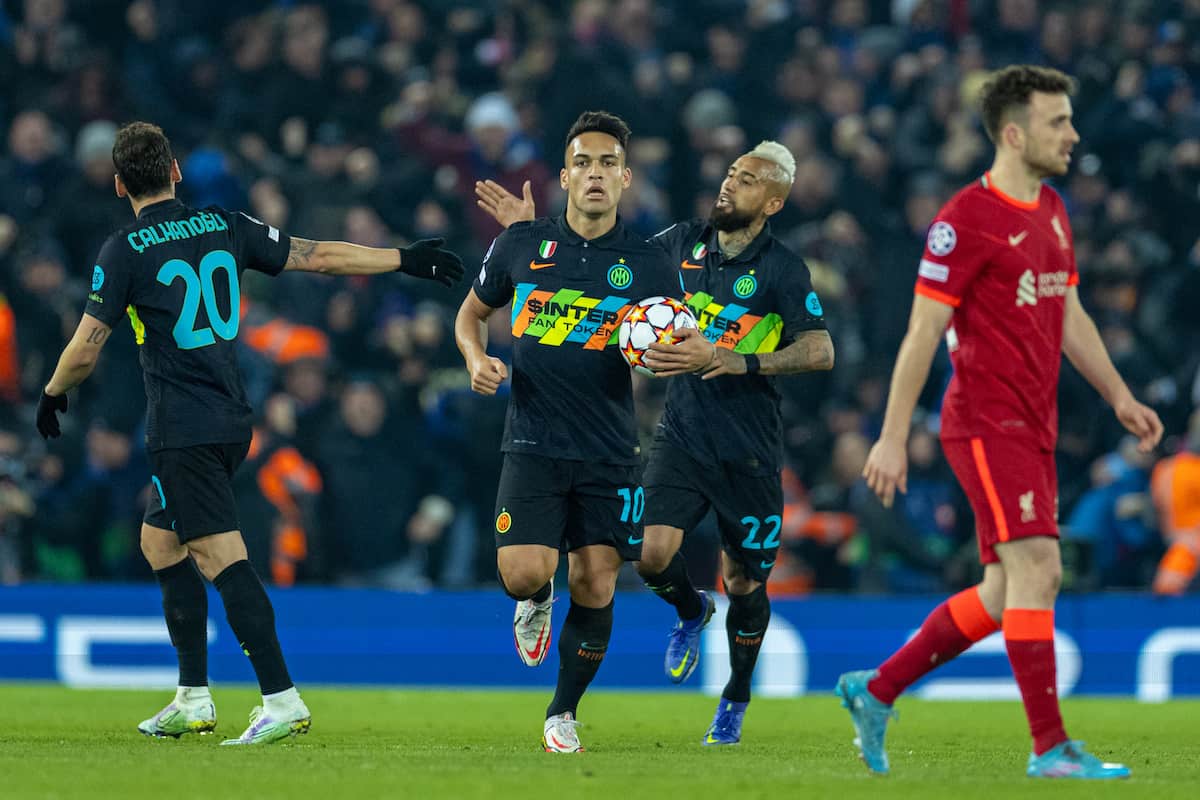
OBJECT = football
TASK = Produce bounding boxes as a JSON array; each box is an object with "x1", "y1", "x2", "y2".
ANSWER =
[{"x1": 618, "y1": 296, "x2": 699, "y2": 376}]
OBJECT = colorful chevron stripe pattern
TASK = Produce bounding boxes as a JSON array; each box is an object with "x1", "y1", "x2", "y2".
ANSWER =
[
  {"x1": 510, "y1": 282, "x2": 631, "y2": 349},
  {"x1": 685, "y1": 291, "x2": 783, "y2": 354}
]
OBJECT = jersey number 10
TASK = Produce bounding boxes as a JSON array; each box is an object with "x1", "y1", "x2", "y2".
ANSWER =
[{"x1": 156, "y1": 249, "x2": 240, "y2": 350}]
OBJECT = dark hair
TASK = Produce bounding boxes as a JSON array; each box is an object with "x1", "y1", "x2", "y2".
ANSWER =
[
  {"x1": 564, "y1": 110, "x2": 631, "y2": 152},
  {"x1": 979, "y1": 65, "x2": 1076, "y2": 143},
  {"x1": 112, "y1": 122, "x2": 174, "y2": 198}
]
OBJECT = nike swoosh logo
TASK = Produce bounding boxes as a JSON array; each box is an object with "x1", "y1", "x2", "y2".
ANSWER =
[
  {"x1": 1008, "y1": 231, "x2": 1028, "y2": 246},
  {"x1": 524, "y1": 624, "x2": 549, "y2": 660},
  {"x1": 530, "y1": 260, "x2": 555, "y2": 270},
  {"x1": 669, "y1": 649, "x2": 691, "y2": 678},
  {"x1": 760, "y1": 560, "x2": 776, "y2": 569},
  {"x1": 680, "y1": 260, "x2": 703, "y2": 269},
  {"x1": 628, "y1": 536, "x2": 644, "y2": 545}
]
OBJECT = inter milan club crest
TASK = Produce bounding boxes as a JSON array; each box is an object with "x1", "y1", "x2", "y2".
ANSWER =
[{"x1": 607, "y1": 258, "x2": 633, "y2": 290}]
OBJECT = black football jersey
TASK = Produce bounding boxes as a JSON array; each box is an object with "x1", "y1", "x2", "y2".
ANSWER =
[
  {"x1": 651, "y1": 219, "x2": 827, "y2": 474},
  {"x1": 474, "y1": 215, "x2": 678, "y2": 464},
  {"x1": 84, "y1": 199, "x2": 290, "y2": 450}
]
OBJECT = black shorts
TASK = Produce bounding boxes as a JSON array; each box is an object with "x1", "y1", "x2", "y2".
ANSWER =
[
  {"x1": 493, "y1": 452, "x2": 644, "y2": 561},
  {"x1": 643, "y1": 435, "x2": 783, "y2": 582},
  {"x1": 144, "y1": 442, "x2": 251, "y2": 543}
]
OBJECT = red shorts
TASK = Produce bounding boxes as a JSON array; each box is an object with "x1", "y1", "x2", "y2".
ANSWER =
[{"x1": 941, "y1": 436, "x2": 1059, "y2": 564}]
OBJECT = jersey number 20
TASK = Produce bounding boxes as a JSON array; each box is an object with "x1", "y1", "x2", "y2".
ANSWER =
[{"x1": 156, "y1": 249, "x2": 240, "y2": 350}]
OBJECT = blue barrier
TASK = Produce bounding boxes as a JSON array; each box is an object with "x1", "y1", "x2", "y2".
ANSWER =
[{"x1": 1, "y1": 585, "x2": 1197, "y2": 699}]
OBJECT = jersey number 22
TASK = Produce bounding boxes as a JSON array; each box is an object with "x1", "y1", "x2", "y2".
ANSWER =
[{"x1": 156, "y1": 249, "x2": 240, "y2": 350}]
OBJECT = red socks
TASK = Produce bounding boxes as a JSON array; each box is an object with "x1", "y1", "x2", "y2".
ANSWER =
[
  {"x1": 1003, "y1": 608, "x2": 1068, "y2": 755},
  {"x1": 868, "y1": 587, "x2": 1000, "y2": 705}
]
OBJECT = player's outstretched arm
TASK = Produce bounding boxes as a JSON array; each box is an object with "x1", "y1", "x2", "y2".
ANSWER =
[
  {"x1": 475, "y1": 180, "x2": 535, "y2": 228},
  {"x1": 1062, "y1": 286, "x2": 1163, "y2": 452},
  {"x1": 283, "y1": 236, "x2": 464, "y2": 286},
  {"x1": 455, "y1": 288, "x2": 508, "y2": 396},
  {"x1": 37, "y1": 312, "x2": 113, "y2": 439},
  {"x1": 863, "y1": 294, "x2": 952, "y2": 508}
]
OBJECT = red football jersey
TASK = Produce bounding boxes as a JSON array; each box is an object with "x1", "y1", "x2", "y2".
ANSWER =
[{"x1": 915, "y1": 172, "x2": 1078, "y2": 450}]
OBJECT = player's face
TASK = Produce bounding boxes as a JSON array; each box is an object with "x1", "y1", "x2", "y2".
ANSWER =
[
  {"x1": 711, "y1": 156, "x2": 785, "y2": 232},
  {"x1": 1020, "y1": 92, "x2": 1079, "y2": 178},
  {"x1": 561, "y1": 133, "x2": 631, "y2": 218}
]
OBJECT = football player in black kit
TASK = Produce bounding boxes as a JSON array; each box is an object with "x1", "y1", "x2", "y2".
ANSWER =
[
  {"x1": 456, "y1": 111, "x2": 677, "y2": 752},
  {"x1": 476, "y1": 140, "x2": 834, "y2": 745},
  {"x1": 36, "y1": 122, "x2": 464, "y2": 744}
]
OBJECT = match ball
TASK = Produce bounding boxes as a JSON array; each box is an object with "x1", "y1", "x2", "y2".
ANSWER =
[{"x1": 618, "y1": 296, "x2": 699, "y2": 377}]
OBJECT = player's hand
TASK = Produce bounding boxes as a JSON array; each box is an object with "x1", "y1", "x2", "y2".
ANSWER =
[
  {"x1": 1114, "y1": 396, "x2": 1164, "y2": 452},
  {"x1": 863, "y1": 435, "x2": 908, "y2": 508},
  {"x1": 475, "y1": 180, "x2": 535, "y2": 229},
  {"x1": 35, "y1": 391, "x2": 68, "y2": 439},
  {"x1": 468, "y1": 355, "x2": 508, "y2": 396},
  {"x1": 643, "y1": 326, "x2": 721, "y2": 378},
  {"x1": 398, "y1": 238, "x2": 465, "y2": 287}
]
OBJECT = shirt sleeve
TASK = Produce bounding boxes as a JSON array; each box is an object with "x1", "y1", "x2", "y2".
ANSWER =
[
  {"x1": 777, "y1": 254, "x2": 827, "y2": 339},
  {"x1": 648, "y1": 221, "x2": 685, "y2": 261},
  {"x1": 228, "y1": 209, "x2": 291, "y2": 276},
  {"x1": 913, "y1": 206, "x2": 990, "y2": 307},
  {"x1": 473, "y1": 230, "x2": 516, "y2": 308},
  {"x1": 84, "y1": 235, "x2": 133, "y2": 328}
]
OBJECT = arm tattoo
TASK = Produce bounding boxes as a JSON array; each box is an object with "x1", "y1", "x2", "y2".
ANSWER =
[
  {"x1": 285, "y1": 237, "x2": 318, "y2": 270},
  {"x1": 85, "y1": 326, "x2": 109, "y2": 345},
  {"x1": 758, "y1": 330, "x2": 834, "y2": 375}
]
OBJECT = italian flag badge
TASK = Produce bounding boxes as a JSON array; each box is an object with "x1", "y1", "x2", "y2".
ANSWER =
[
  {"x1": 692, "y1": 242, "x2": 707, "y2": 260},
  {"x1": 539, "y1": 240, "x2": 557, "y2": 258}
]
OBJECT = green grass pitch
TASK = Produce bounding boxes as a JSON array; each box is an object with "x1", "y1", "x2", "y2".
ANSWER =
[{"x1": 0, "y1": 685, "x2": 1196, "y2": 799}]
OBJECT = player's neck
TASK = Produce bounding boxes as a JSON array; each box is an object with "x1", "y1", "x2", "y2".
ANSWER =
[
  {"x1": 564, "y1": 207, "x2": 617, "y2": 241},
  {"x1": 130, "y1": 189, "x2": 176, "y2": 218},
  {"x1": 716, "y1": 217, "x2": 765, "y2": 259},
  {"x1": 986, "y1": 157, "x2": 1043, "y2": 204}
]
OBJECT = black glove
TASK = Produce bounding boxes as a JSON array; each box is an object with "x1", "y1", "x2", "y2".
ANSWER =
[
  {"x1": 36, "y1": 391, "x2": 69, "y2": 439},
  {"x1": 398, "y1": 238, "x2": 465, "y2": 287}
]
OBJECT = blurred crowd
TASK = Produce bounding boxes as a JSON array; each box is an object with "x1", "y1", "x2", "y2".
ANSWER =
[{"x1": 2, "y1": 0, "x2": 1199, "y2": 594}]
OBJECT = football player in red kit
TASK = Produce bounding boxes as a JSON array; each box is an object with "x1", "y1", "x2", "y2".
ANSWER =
[{"x1": 836, "y1": 65, "x2": 1162, "y2": 779}]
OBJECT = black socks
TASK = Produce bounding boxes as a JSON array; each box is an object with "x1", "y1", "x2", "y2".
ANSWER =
[
  {"x1": 723, "y1": 584, "x2": 770, "y2": 703},
  {"x1": 155, "y1": 557, "x2": 209, "y2": 687},
  {"x1": 546, "y1": 600, "x2": 613, "y2": 718},
  {"x1": 641, "y1": 551, "x2": 704, "y2": 620},
  {"x1": 213, "y1": 559, "x2": 293, "y2": 695}
]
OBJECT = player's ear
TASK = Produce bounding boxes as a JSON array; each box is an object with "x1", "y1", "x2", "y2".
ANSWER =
[
  {"x1": 114, "y1": 174, "x2": 127, "y2": 199},
  {"x1": 763, "y1": 193, "x2": 786, "y2": 218},
  {"x1": 622, "y1": 166, "x2": 632, "y2": 188},
  {"x1": 170, "y1": 159, "x2": 183, "y2": 184},
  {"x1": 560, "y1": 167, "x2": 568, "y2": 191},
  {"x1": 1003, "y1": 121, "x2": 1024, "y2": 150}
]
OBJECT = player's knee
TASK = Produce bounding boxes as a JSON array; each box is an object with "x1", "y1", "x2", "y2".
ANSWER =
[
  {"x1": 140, "y1": 527, "x2": 186, "y2": 570},
  {"x1": 636, "y1": 543, "x2": 673, "y2": 576},
  {"x1": 498, "y1": 567, "x2": 550, "y2": 600},
  {"x1": 567, "y1": 570, "x2": 616, "y2": 606}
]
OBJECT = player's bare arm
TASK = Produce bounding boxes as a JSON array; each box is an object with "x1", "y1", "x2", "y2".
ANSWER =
[
  {"x1": 284, "y1": 235, "x2": 464, "y2": 286},
  {"x1": 475, "y1": 179, "x2": 534, "y2": 228},
  {"x1": 36, "y1": 312, "x2": 114, "y2": 439},
  {"x1": 1061, "y1": 286, "x2": 1163, "y2": 451},
  {"x1": 45, "y1": 312, "x2": 113, "y2": 396},
  {"x1": 455, "y1": 288, "x2": 508, "y2": 396},
  {"x1": 645, "y1": 326, "x2": 833, "y2": 380},
  {"x1": 863, "y1": 294, "x2": 953, "y2": 508}
]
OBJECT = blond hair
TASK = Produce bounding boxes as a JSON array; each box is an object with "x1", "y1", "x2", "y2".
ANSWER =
[{"x1": 745, "y1": 140, "x2": 796, "y2": 186}]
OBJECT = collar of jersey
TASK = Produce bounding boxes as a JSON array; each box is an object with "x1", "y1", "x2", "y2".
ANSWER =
[
  {"x1": 698, "y1": 220, "x2": 774, "y2": 264},
  {"x1": 554, "y1": 213, "x2": 627, "y2": 248},
  {"x1": 136, "y1": 198, "x2": 186, "y2": 219}
]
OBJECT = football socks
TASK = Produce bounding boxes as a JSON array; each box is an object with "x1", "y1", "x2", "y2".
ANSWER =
[{"x1": 155, "y1": 556, "x2": 209, "y2": 687}]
